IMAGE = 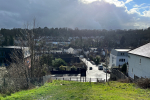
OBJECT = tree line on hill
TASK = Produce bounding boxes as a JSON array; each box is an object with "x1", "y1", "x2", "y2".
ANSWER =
[{"x1": 1, "y1": 27, "x2": 150, "y2": 48}]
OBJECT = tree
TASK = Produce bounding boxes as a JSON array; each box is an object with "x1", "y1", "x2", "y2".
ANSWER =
[
  {"x1": 121, "y1": 63, "x2": 127, "y2": 73},
  {"x1": 9, "y1": 36, "x2": 14, "y2": 46},
  {"x1": 94, "y1": 56, "x2": 101, "y2": 65},
  {"x1": 40, "y1": 54, "x2": 53, "y2": 66},
  {"x1": 52, "y1": 58, "x2": 67, "y2": 68},
  {"x1": 120, "y1": 36, "x2": 125, "y2": 46}
]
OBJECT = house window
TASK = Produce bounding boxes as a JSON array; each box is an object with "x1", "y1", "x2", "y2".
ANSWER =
[
  {"x1": 124, "y1": 59, "x2": 125, "y2": 62},
  {"x1": 121, "y1": 53, "x2": 124, "y2": 55},
  {"x1": 140, "y1": 59, "x2": 141, "y2": 64},
  {"x1": 119, "y1": 59, "x2": 121, "y2": 62}
]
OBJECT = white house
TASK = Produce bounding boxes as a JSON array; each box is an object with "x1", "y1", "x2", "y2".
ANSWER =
[
  {"x1": 128, "y1": 43, "x2": 150, "y2": 79},
  {"x1": 101, "y1": 49, "x2": 105, "y2": 56},
  {"x1": 109, "y1": 49, "x2": 130, "y2": 68}
]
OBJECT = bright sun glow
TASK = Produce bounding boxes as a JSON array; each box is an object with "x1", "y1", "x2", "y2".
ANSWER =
[{"x1": 79, "y1": 0, "x2": 101, "y2": 4}]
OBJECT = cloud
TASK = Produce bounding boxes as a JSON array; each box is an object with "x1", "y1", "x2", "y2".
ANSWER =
[
  {"x1": 0, "y1": 0, "x2": 150, "y2": 30},
  {"x1": 125, "y1": 0, "x2": 133, "y2": 4}
]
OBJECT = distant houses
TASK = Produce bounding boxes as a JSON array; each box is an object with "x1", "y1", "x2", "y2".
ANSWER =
[
  {"x1": 109, "y1": 49, "x2": 130, "y2": 68},
  {"x1": 128, "y1": 43, "x2": 150, "y2": 79}
]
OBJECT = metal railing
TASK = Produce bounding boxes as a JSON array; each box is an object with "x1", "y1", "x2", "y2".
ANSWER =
[{"x1": 52, "y1": 77, "x2": 105, "y2": 82}]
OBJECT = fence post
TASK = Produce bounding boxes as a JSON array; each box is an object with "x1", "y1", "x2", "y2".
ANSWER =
[
  {"x1": 80, "y1": 77, "x2": 81, "y2": 82},
  {"x1": 90, "y1": 78, "x2": 91, "y2": 83},
  {"x1": 63, "y1": 78, "x2": 64, "y2": 80},
  {"x1": 85, "y1": 77, "x2": 86, "y2": 82},
  {"x1": 70, "y1": 77, "x2": 71, "y2": 81},
  {"x1": 56, "y1": 78, "x2": 57, "y2": 80},
  {"x1": 77, "y1": 77, "x2": 78, "y2": 82},
  {"x1": 83, "y1": 77, "x2": 84, "y2": 82}
]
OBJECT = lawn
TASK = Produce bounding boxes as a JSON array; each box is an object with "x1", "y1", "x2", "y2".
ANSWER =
[{"x1": 1, "y1": 80, "x2": 150, "y2": 100}]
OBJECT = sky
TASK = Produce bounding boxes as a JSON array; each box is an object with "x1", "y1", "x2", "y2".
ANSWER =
[{"x1": 0, "y1": 0, "x2": 150, "y2": 30}]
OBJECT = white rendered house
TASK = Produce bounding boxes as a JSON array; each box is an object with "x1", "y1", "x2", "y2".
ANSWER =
[
  {"x1": 109, "y1": 49, "x2": 130, "y2": 68},
  {"x1": 128, "y1": 43, "x2": 150, "y2": 79}
]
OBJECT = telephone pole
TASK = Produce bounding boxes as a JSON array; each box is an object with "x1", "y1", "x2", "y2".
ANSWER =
[{"x1": 106, "y1": 55, "x2": 107, "y2": 82}]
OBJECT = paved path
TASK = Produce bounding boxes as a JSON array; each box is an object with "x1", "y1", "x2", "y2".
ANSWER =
[{"x1": 81, "y1": 58, "x2": 110, "y2": 81}]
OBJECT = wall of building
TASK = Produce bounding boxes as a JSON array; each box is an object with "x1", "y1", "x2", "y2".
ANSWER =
[
  {"x1": 109, "y1": 54, "x2": 117, "y2": 67},
  {"x1": 128, "y1": 54, "x2": 150, "y2": 79},
  {"x1": 116, "y1": 56, "x2": 128, "y2": 66},
  {"x1": 109, "y1": 54, "x2": 128, "y2": 67}
]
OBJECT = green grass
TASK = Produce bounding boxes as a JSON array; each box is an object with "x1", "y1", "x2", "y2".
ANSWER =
[{"x1": 1, "y1": 80, "x2": 150, "y2": 100}]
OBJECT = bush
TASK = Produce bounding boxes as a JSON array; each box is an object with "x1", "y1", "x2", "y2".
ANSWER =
[
  {"x1": 93, "y1": 56, "x2": 101, "y2": 65},
  {"x1": 121, "y1": 64, "x2": 127, "y2": 73},
  {"x1": 136, "y1": 78, "x2": 150, "y2": 89},
  {"x1": 117, "y1": 79, "x2": 130, "y2": 83},
  {"x1": 71, "y1": 65, "x2": 76, "y2": 71},
  {"x1": 59, "y1": 65, "x2": 67, "y2": 71}
]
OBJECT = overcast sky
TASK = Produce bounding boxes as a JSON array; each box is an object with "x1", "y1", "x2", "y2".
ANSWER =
[{"x1": 0, "y1": 0, "x2": 150, "y2": 30}]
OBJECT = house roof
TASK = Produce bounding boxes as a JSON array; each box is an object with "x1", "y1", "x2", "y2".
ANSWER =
[
  {"x1": 0, "y1": 46, "x2": 29, "y2": 49},
  {"x1": 111, "y1": 49, "x2": 130, "y2": 56},
  {"x1": 115, "y1": 49, "x2": 130, "y2": 52},
  {"x1": 128, "y1": 43, "x2": 150, "y2": 58}
]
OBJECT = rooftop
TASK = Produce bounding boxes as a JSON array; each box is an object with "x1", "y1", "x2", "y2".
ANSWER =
[
  {"x1": 129, "y1": 43, "x2": 150, "y2": 58},
  {"x1": 0, "y1": 46, "x2": 28, "y2": 49},
  {"x1": 115, "y1": 49, "x2": 131, "y2": 52}
]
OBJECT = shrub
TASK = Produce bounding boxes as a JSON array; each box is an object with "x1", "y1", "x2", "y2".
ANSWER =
[
  {"x1": 117, "y1": 79, "x2": 130, "y2": 83},
  {"x1": 71, "y1": 65, "x2": 76, "y2": 71},
  {"x1": 59, "y1": 65, "x2": 67, "y2": 71},
  {"x1": 121, "y1": 64, "x2": 127, "y2": 73},
  {"x1": 136, "y1": 78, "x2": 150, "y2": 89}
]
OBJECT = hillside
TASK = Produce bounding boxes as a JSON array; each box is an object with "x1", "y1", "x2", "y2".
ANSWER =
[{"x1": 1, "y1": 80, "x2": 150, "y2": 100}]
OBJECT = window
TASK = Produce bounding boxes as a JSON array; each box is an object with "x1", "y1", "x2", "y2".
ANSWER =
[
  {"x1": 119, "y1": 59, "x2": 125, "y2": 62},
  {"x1": 121, "y1": 53, "x2": 124, "y2": 55},
  {"x1": 119, "y1": 59, "x2": 121, "y2": 62},
  {"x1": 140, "y1": 59, "x2": 141, "y2": 64}
]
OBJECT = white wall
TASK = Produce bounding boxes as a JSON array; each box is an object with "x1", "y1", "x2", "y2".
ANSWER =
[
  {"x1": 109, "y1": 54, "x2": 128, "y2": 67},
  {"x1": 109, "y1": 54, "x2": 117, "y2": 67},
  {"x1": 116, "y1": 56, "x2": 128, "y2": 66},
  {"x1": 128, "y1": 54, "x2": 150, "y2": 79}
]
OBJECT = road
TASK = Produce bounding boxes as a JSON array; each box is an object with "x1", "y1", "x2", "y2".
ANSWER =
[
  {"x1": 51, "y1": 58, "x2": 110, "y2": 82},
  {"x1": 81, "y1": 58, "x2": 110, "y2": 81}
]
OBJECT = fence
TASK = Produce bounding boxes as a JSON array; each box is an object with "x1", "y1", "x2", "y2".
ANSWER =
[
  {"x1": 51, "y1": 77, "x2": 105, "y2": 82},
  {"x1": 111, "y1": 69, "x2": 128, "y2": 80}
]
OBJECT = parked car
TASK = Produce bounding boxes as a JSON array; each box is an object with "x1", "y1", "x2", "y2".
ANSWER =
[
  {"x1": 89, "y1": 67, "x2": 92, "y2": 70},
  {"x1": 103, "y1": 68, "x2": 110, "y2": 73},
  {"x1": 98, "y1": 66, "x2": 103, "y2": 70}
]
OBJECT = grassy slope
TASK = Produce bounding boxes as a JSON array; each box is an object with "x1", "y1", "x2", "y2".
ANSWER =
[{"x1": 1, "y1": 80, "x2": 150, "y2": 100}]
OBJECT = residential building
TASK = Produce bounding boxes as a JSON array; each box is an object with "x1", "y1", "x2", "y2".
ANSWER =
[
  {"x1": 128, "y1": 43, "x2": 150, "y2": 79},
  {"x1": 0, "y1": 46, "x2": 30, "y2": 67},
  {"x1": 109, "y1": 49, "x2": 130, "y2": 68}
]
